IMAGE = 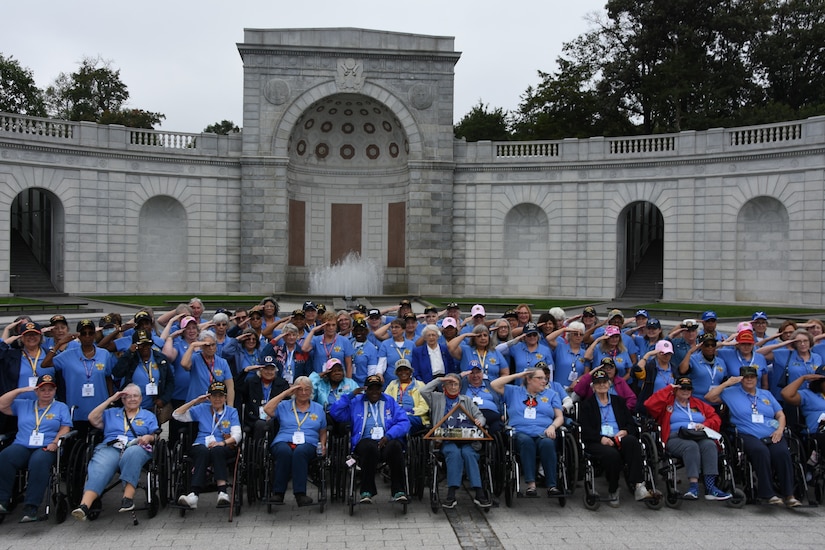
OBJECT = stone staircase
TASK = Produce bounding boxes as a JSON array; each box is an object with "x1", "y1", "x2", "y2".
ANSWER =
[
  {"x1": 9, "y1": 229, "x2": 64, "y2": 296},
  {"x1": 621, "y1": 240, "x2": 663, "y2": 300}
]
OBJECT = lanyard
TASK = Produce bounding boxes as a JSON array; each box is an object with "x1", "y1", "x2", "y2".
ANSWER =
[
  {"x1": 211, "y1": 408, "x2": 227, "y2": 435},
  {"x1": 141, "y1": 359, "x2": 155, "y2": 383},
  {"x1": 740, "y1": 387, "x2": 759, "y2": 413},
  {"x1": 598, "y1": 396, "x2": 614, "y2": 424},
  {"x1": 286, "y1": 349, "x2": 295, "y2": 373},
  {"x1": 262, "y1": 382, "x2": 272, "y2": 403},
  {"x1": 292, "y1": 401, "x2": 310, "y2": 431},
  {"x1": 204, "y1": 355, "x2": 215, "y2": 383},
  {"x1": 24, "y1": 349, "x2": 42, "y2": 376},
  {"x1": 736, "y1": 351, "x2": 754, "y2": 367},
  {"x1": 701, "y1": 358, "x2": 718, "y2": 384},
  {"x1": 123, "y1": 410, "x2": 137, "y2": 435},
  {"x1": 367, "y1": 402, "x2": 383, "y2": 427},
  {"x1": 82, "y1": 357, "x2": 96, "y2": 380},
  {"x1": 33, "y1": 400, "x2": 54, "y2": 432},
  {"x1": 675, "y1": 401, "x2": 694, "y2": 422},
  {"x1": 476, "y1": 350, "x2": 488, "y2": 375},
  {"x1": 394, "y1": 342, "x2": 406, "y2": 360},
  {"x1": 398, "y1": 382, "x2": 410, "y2": 402},
  {"x1": 322, "y1": 337, "x2": 336, "y2": 359}
]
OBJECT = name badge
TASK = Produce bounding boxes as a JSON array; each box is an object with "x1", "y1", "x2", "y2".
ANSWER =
[
  {"x1": 687, "y1": 422, "x2": 697, "y2": 429},
  {"x1": 751, "y1": 413, "x2": 764, "y2": 423},
  {"x1": 472, "y1": 396, "x2": 483, "y2": 405},
  {"x1": 482, "y1": 373, "x2": 489, "y2": 380},
  {"x1": 292, "y1": 431, "x2": 305, "y2": 445},
  {"x1": 205, "y1": 435, "x2": 217, "y2": 446},
  {"x1": 370, "y1": 426, "x2": 384, "y2": 440},
  {"x1": 145, "y1": 382, "x2": 158, "y2": 396},
  {"x1": 601, "y1": 424, "x2": 615, "y2": 437},
  {"x1": 28, "y1": 376, "x2": 38, "y2": 388},
  {"x1": 114, "y1": 434, "x2": 129, "y2": 450},
  {"x1": 29, "y1": 431, "x2": 45, "y2": 447},
  {"x1": 568, "y1": 371, "x2": 577, "y2": 382},
  {"x1": 259, "y1": 406, "x2": 268, "y2": 420},
  {"x1": 524, "y1": 408, "x2": 537, "y2": 419},
  {"x1": 82, "y1": 383, "x2": 95, "y2": 397}
]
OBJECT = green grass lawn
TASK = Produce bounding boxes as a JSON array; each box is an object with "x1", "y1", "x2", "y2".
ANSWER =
[
  {"x1": 0, "y1": 297, "x2": 47, "y2": 305},
  {"x1": 422, "y1": 297, "x2": 596, "y2": 310},
  {"x1": 81, "y1": 295, "x2": 265, "y2": 308},
  {"x1": 636, "y1": 302, "x2": 825, "y2": 318}
]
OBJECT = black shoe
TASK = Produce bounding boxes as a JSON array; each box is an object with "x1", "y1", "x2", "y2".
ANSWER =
[
  {"x1": 72, "y1": 504, "x2": 89, "y2": 521},
  {"x1": 19, "y1": 507, "x2": 39, "y2": 523},
  {"x1": 473, "y1": 494, "x2": 492, "y2": 508},
  {"x1": 547, "y1": 486, "x2": 562, "y2": 497},
  {"x1": 525, "y1": 487, "x2": 538, "y2": 498},
  {"x1": 295, "y1": 494, "x2": 313, "y2": 507},
  {"x1": 441, "y1": 498, "x2": 457, "y2": 509},
  {"x1": 271, "y1": 493, "x2": 284, "y2": 504},
  {"x1": 118, "y1": 497, "x2": 135, "y2": 513}
]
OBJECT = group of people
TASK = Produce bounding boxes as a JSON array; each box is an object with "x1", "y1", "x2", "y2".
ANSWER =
[{"x1": 0, "y1": 298, "x2": 823, "y2": 521}]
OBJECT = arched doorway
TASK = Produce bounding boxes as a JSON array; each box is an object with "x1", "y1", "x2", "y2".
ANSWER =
[
  {"x1": 10, "y1": 188, "x2": 64, "y2": 295},
  {"x1": 617, "y1": 201, "x2": 664, "y2": 299},
  {"x1": 736, "y1": 196, "x2": 789, "y2": 302},
  {"x1": 138, "y1": 196, "x2": 188, "y2": 293}
]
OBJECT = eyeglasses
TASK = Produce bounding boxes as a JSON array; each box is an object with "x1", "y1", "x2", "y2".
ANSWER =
[
  {"x1": 236, "y1": 315, "x2": 248, "y2": 321},
  {"x1": 202, "y1": 343, "x2": 216, "y2": 348},
  {"x1": 531, "y1": 376, "x2": 547, "y2": 381},
  {"x1": 215, "y1": 322, "x2": 228, "y2": 326},
  {"x1": 124, "y1": 394, "x2": 142, "y2": 399}
]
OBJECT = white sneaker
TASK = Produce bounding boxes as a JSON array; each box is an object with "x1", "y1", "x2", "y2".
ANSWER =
[
  {"x1": 608, "y1": 491, "x2": 620, "y2": 508},
  {"x1": 217, "y1": 491, "x2": 230, "y2": 506},
  {"x1": 634, "y1": 483, "x2": 652, "y2": 501},
  {"x1": 178, "y1": 492, "x2": 198, "y2": 509}
]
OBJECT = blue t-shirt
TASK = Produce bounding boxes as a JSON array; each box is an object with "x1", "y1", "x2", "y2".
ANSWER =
[
  {"x1": 189, "y1": 403, "x2": 240, "y2": 446},
  {"x1": 186, "y1": 353, "x2": 232, "y2": 402},
  {"x1": 11, "y1": 397, "x2": 72, "y2": 448},
  {"x1": 717, "y1": 348, "x2": 768, "y2": 379},
  {"x1": 272, "y1": 399, "x2": 326, "y2": 446},
  {"x1": 592, "y1": 328, "x2": 638, "y2": 358},
  {"x1": 669, "y1": 401, "x2": 706, "y2": 432},
  {"x1": 553, "y1": 343, "x2": 587, "y2": 387},
  {"x1": 459, "y1": 346, "x2": 507, "y2": 381},
  {"x1": 687, "y1": 353, "x2": 728, "y2": 403},
  {"x1": 307, "y1": 335, "x2": 354, "y2": 374},
  {"x1": 52, "y1": 346, "x2": 115, "y2": 421},
  {"x1": 505, "y1": 342, "x2": 553, "y2": 375},
  {"x1": 170, "y1": 338, "x2": 193, "y2": 401},
  {"x1": 597, "y1": 397, "x2": 620, "y2": 437},
  {"x1": 378, "y1": 339, "x2": 414, "y2": 386},
  {"x1": 351, "y1": 341, "x2": 378, "y2": 386},
  {"x1": 593, "y1": 347, "x2": 633, "y2": 377},
  {"x1": 100, "y1": 407, "x2": 158, "y2": 445},
  {"x1": 721, "y1": 385, "x2": 781, "y2": 438},
  {"x1": 462, "y1": 382, "x2": 499, "y2": 413},
  {"x1": 503, "y1": 384, "x2": 561, "y2": 437},
  {"x1": 798, "y1": 389, "x2": 825, "y2": 435},
  {"x1": 131, "y1": 357, "x2": 164, "y2": 409},
  {"x1": 13, "y1": 346, "x2": 54, "y2": 398},
  {"x1": 770, "y1": 349, "x2": 821, "y2": 397}
]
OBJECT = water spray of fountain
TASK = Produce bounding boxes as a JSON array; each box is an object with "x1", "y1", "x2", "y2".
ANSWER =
[{"x1": 309, "y1": 252, "x2": 384, "y2": 300}]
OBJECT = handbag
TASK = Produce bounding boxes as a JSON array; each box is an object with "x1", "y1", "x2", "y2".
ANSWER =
[{"x1": 678, "y1": 427, "x2": 708, "y2": 441}]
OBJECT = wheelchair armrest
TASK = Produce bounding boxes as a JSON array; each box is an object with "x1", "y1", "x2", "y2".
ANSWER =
[{"x1": 57, "y1": 430, "x2": 79, "y2": 448}]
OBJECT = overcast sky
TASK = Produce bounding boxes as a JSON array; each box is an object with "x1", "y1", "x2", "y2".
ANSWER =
[{"x1": 2, "y1": 0, "x2": 607, "y2": 133}]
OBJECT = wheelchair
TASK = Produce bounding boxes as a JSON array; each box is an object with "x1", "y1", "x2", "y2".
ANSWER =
[
  {"x1": 637, "y1": 417, "x2": 745, "y2": 509},
  {"x1": 725, "y1": 424, "x2": 809, "y2": 505},
  {"x1": 426, "y1": 435, "x2": 496, "y2": 513},
  {"x1": 345, "y1": 436, "x2": 411, "y2": 515},
  {"x1": 806, "y1": 434, "x2": 825, "y2": 504},
  {"x1": 499, "y1": 423, "x2": 578, "y2": 507},
  {"x1": 254, "y1": 429, "x2": 328, "y2": 513},
  {"x1": 169, "y1": 428, "x2": 244, "y2": 521},
  {"x1": 78, "y1": 429, "x2": 169, "y2": 524},
  {"x1": 0, "y1": 429, "x2": 77, "y2": 524},
  {"x1": 580, "y1": 419, "x2": 663, "y2": 511}
]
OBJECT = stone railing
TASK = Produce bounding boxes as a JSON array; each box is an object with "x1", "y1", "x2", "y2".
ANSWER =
[
  {"x1": 456, "y1": 116, "x2": 825, "y2": 164},
  {"x1": 129, "y1": 129, "x2": 198, "y2": 149},
  {"x1": 0, "y1": 111, "x2": 242, "y2": 156},
  {"x1": 0, "y1": 113, "x2": 76, "y2": 139},
  {"x1": 496, "y1": 141, "x2": 559, "y2": 158}
]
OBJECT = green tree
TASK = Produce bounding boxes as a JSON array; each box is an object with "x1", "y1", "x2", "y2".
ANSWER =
[
  {"x1": 46, "y1": 56, "x2": 164, "y2": 128},
  {"x1": 454, "y1": 101, "x2": 510, "y2": 141},
  {"x1": 0, "y1": 53, "x2": 47, "y2": 117},
  {"x1": 203, "y1": 120, "x2": 240, "y2": 134}
]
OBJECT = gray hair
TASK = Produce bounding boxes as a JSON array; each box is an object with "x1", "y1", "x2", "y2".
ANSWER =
[
  {"x1": 422, "y1": 324, "x2": 441, "y2": 338},
  {"x1": 282, "y1": 323, "x2": 299, "y2": 335},
  {"x1": 213, "y1": 312, "x2": 229, "y2": 324},
  {"x1": 198, "y1": 330, "x2": 217, "y2": 343},
  {"x1": 294, "y1": 376, "x2": 312, "y2": 390},
  {"x1": 548, "y1": 307, "x2": 566, "y2": 321}
]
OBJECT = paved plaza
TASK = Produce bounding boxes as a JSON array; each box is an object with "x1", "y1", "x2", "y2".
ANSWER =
[{"x1": 0, "y1": 482, "x2": 821, "y2": 550}]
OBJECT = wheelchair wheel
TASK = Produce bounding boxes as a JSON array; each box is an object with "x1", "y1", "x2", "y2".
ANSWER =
[
  {"x1": 489, "y1": 432, "x2": 505, "y2": 497},
  {"x1": 155, "y1": 439, "x2": 170, "y2": 507},
  {"x1": 347, "y1": 459, "x2": 357, "y2": 516},
  {"x1": 728, "y1": 487, "x2": 746, "y2": 508},
  {"x1": 813, "y1": 468, "x2": 824, "y2": 505},
  {"x1": 148, "y1": 490, "x2": 160, "y2": 518},
  {"x1": 429, "y1": 453, "x2": 440, "y2": 513}
]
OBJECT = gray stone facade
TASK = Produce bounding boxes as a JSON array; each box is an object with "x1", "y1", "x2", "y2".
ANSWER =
[{"x1": 1, "y1": 28, "x2": 824, "y2": 305}]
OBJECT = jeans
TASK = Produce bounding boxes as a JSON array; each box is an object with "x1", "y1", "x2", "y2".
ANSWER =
[
  {"x1": 272, "y1": 442, "x2": 315, "y2": 494},
  {"x1": 84, "y1": 443, "x2": 152, "y2": 495},
  {"x1": 513, "y1": 432, "x2": 557, "y2": 487},
  {"x1": 442, "y1": 442, "x2": 481, "y2": 488},
  {"x1": 0, "y1": 444, "x2": 56, "y2": 508}
]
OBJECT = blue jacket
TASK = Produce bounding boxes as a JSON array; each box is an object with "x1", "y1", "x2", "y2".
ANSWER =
[
  {"x1": 411, "y1": 343, "x2": 457, "y2": 383},
  {"x1": 330, "y1": 391, "x2": 410, "y2": 449}
]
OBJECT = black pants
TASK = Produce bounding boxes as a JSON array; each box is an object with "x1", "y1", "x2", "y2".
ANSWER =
[
  {"x1": 585, "y1": 434, "x2": 644, "y2": 493},
  {"x1": 354, "y1": 438, "x2": 404, "y2": 496}
]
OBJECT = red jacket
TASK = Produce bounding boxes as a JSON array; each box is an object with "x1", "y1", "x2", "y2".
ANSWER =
[{"x1": 643, "y1": 385, "x2": 721, "y2": 444}]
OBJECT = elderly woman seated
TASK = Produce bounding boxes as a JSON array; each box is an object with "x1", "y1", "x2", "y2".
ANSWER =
[
  {"x1": 263, "y1": 376, "x2": 326, "y2": 506},
  {"x1": 72, "y1": 384, "x2": 159, "y2": 519},
  {"x1": 384, "y1": 359, "x2": 430, "y2": 434}
]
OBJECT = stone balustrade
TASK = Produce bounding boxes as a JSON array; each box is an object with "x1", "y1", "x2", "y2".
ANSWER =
[{"x1": 0, "y1": 112, "x2": 242, "y2": 156}]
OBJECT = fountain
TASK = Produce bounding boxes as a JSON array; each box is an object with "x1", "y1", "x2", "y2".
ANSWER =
[{"x1": 309, "y1": 252, "x2": 384, "y2": 298}]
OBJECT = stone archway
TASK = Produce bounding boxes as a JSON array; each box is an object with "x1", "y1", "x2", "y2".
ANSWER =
[
  {"x1": 137, "y1": 196, "x2": 187, "y2": 293},
  {"x1": 9, "y1": 188, "x2": 64, "y2": 295},
  {"x1": 736, "y1": 196, "x2": 789, "y2": 302},
  {"x1": 617, "y1": 201, "x2": 664, "y2": 299},
  {"x1": 503, "y1": 203, "x2": 549, "y2": 296}
]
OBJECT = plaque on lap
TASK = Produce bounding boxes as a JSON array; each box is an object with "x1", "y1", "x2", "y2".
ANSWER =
[{"x1": 423, "y1": 401, "x2": 492, "y2": 441}]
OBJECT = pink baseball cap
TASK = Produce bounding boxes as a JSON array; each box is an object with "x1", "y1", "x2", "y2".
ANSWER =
[
  {"x1": 471, "y1": 304, "x2": 486, "y2": 317},
  {"x1": 180, "y1": 316, "x2": 197, "y2": 328},
  {"x1": 604, "y1": 325, "x2": 620, "y2": 337},
  {"x1": 655, "y1": 340, "x2": 674, "y2": 354},
  {"x1": 442, "y1": 318, "x2": 458, "y2": 329}
]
